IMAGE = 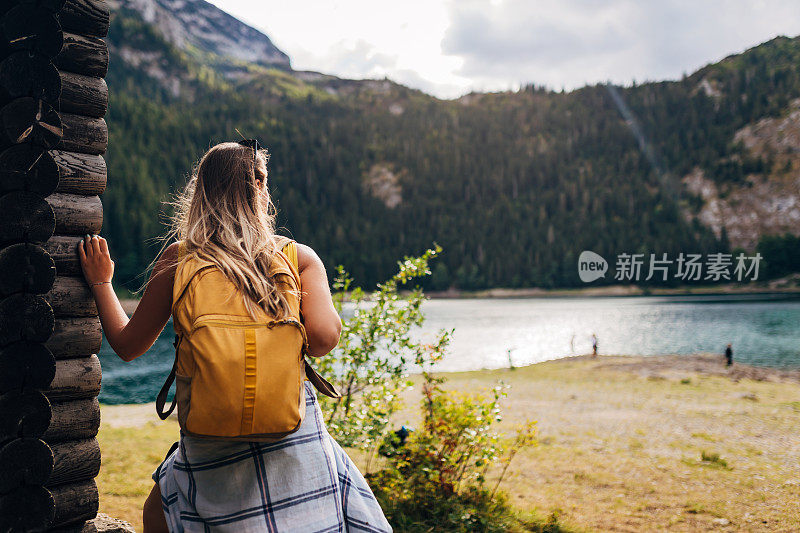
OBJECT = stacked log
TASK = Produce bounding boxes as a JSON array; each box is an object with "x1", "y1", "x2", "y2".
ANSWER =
[{"x1": 0, "y1": 1, "x2": 109, "y2": 531}]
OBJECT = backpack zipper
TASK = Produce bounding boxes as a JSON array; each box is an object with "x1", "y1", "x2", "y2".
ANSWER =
[
  {"x1": 191, "y1": 314, "x2": 303, "y2": 332},
  {"x1": 190, "y1": 314, "x2": 309, "y2": 350}
]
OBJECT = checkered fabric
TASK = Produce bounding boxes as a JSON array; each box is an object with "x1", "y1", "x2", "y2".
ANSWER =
[{"x1": 153, "y1": 381, "x2": 392, "y2": 532}]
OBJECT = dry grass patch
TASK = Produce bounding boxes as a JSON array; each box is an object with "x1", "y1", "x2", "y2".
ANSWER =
[{"x1": 394, "y1": 356, "x2": 800, "y2": 532}]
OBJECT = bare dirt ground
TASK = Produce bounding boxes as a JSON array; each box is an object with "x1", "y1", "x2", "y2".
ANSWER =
[
  {"x1": 407, "y1": 356, "x2": 800, "y2": 532},
  {"x1": 595, "y1": 353, "x2": 800, "y2": 384},
  {"x1": 101, "y1": 402, "x2": 158, "y2": 428}
]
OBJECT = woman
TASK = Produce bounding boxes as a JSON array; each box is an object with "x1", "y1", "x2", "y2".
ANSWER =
[{"x1": 78, "y1": 141, "x2": 392, "y2": 532}]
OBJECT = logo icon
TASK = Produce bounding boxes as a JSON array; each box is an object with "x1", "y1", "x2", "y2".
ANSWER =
[{"x1": 578, "y1": 251, "x2": 607, "y2": 282}]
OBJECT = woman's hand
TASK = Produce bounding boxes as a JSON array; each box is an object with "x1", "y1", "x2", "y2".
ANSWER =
[
  {"x1": 78, "y1": 234, "x2": 115, "y2": 285},
  {"x1": 76, "y1": 236, "x2": 179, "y2": 363}
]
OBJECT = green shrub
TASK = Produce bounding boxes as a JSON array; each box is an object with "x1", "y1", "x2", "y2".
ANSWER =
[
  {"x1": 700, "y1": 450, "x2": 729, "y2": 468},
  {"x1": 319, "y1": 247, "x2": 560, "y2": 531},
  {"x1": 366, "y1": 375, "x2": 546, "y2": 531},
  {"x1": 316, "y1": 245, "x2": 451, "y2": 453}
]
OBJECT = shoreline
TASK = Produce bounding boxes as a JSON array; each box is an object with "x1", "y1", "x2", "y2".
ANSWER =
[
  {"x1": 118, "y1": 283, "x2": 800, "y2": 312},
  {"x1": 99, "y1": 353, "x2": 800, "y2": 417},
  {"x1": 425, "y1": 280, "x2": 800, "y2": 299}
]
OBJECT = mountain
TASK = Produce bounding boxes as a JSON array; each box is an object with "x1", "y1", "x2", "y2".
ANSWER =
[
  {"x1": 105, "y1": 0, "x2": 407, "y2": 100},
  {"x1": 109, "y1": 0, "x2": 289, "y2": 69},
  {"x1": 681, "y1": 45, "x2": 800, "y2": 250},
  {"x1": 99, "y1": 2, "x2": 800, "y2": 290}
]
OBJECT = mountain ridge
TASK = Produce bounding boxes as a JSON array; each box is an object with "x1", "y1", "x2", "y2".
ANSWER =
[{"x1": 109, "y1": 0, "x2": 290, "y2": 70}]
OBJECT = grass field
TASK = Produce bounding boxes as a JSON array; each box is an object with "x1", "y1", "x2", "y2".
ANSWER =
[{"x1": 97, "y1": 355, "x2": 800, "y2": 532}]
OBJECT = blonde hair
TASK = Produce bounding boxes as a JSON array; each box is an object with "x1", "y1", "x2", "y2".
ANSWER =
[{"x1": 143, "y1": 141, "x2": 294, "y2": 319}]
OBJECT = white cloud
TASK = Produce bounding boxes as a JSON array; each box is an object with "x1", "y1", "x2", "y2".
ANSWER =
[
  {"x1": 290, "y1": 39, "x2": 399, "y2": 79},
  {"x1": 210, "y1": 0, "x2": 800, "y2": 99},
  {"x1": 442, "y1": 0, "x2": 800, "y2": 92},
  {"x1": 207, "y1": 0, "x2": 472, "y2": 98}
]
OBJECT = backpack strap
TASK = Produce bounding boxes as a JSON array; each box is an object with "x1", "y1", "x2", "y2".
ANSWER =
[
  {"x1": 305, "y1": 360, "x2": 341, "y2": 398},
  {"x1": 157, "y1": 242, "x2": 213, "y2": 420},
  {"x1": 274, "y1": 236, "x2": 298, "y2": 270},
  {"x1": 177, "y1": 239, "x2": 187, "y2": 260},
  {"x1": 273, "y1": 236, "x2": 342, "y2": 399},
  {"x1": 157, "y1": 257, "x2": 217, "y2": 420},
  {"x1": 272, "y1": 236, "x2": 299, "y2": 281},
  {"x1": 155, "y1": 333, "x2": 183, "y2": 420}
]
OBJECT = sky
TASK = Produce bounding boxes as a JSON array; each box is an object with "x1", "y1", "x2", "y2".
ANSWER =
[{"x1": 209, "y1": 0, "x2": 800, "y2": 100}]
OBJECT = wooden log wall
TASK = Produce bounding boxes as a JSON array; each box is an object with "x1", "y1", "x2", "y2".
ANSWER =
[{"x1": 0, "y1": 0, "x2": 109, "y2": 531}]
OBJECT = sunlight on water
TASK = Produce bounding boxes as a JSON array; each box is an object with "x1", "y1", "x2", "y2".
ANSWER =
[
  {"x1": 419, "y1": 295, "x2": 800, "y2": 371},
  {"x1": 99, "y1": 294, "x2": 800, "y2": 404}
]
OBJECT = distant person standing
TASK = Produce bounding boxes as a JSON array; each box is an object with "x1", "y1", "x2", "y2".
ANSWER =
[
  {"x1": 591, "y1": 334, "x2": 598, "y2": 358},
  {"x1": 725, "y1": 343, "x2": 733, "y2": 367}
]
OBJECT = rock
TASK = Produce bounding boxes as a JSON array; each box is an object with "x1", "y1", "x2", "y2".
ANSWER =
[
  {"x1": 93, "y1": 513, "x2": 136, "y2": 533},
  {"x1": 738, "y1": 392, "x2": 758, "y2": 402},
  {"x1": 110, "y1": 0, "x2": 290, "y2": 69},
  {"x1": 681, "y1": 96, "x2": 800, "y2": 251},
  {"x1": 363, "y1": 163, "x2": 405, "y2": 209},
  {"x1": 712, "y1": 517, "x2": 730, "y2": 526}
]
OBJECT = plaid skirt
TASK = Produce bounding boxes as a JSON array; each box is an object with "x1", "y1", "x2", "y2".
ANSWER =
[{"x1": 152, "y1": 381, "x2": 392, "y2": 532}]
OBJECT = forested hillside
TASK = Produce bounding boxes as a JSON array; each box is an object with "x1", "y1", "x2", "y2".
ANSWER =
[{"x1": 102, "y1": 1, "x2": 800, "y2": 290}]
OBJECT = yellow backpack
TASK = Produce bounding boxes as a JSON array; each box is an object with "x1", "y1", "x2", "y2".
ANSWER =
[{"x1": 155, "y1": 236, "x2": 341, "y2": 441}]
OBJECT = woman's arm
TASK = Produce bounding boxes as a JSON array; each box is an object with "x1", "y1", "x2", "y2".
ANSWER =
[
  {"x1": 78, "y1": 235, "x2": 178, "y2": 361},
  {"x1": 296, "y1": 243, "x2": 342, "y2": 357}
]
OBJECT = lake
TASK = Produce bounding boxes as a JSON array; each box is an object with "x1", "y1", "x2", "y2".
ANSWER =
[{"x1": 98, "y1": 293, "x2": 800, "y2": 404}]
